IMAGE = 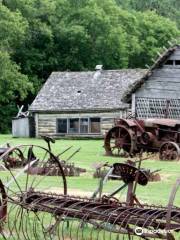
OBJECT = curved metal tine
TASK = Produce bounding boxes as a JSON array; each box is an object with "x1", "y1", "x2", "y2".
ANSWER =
[
  {"x1": 23, "y1": 209, "x2": 31, "y2": 240},
  {"x1": 133, "y1": 207, "x2": 166, "y2": 239},
  {"x1": 47, "y1": 204, "x2": 61, "y2": 240},
  {"x1": 141, "y1": 208, "x2": 167, "y2": 234},
  {"x1": 88, "y1": 203, "x2": 116, "y2": 240},
  {"x1": 106, "y1": 205, "x2": 134, "y2": 239},
  {"x1": 32, "y1": 154, "x2": 67, "y2": 195},
  {"x1": 32, "y1": 210, "x2": 41, "y2": 240},
  {"x1": 27, "y1": 195, "x2": 50, "y2": 240},
  {"x1": 61, "y1": 198, "x2": 91, "y2": 239},
  {"x1": 33, "y1": 194, "x2": 65, "y2": 239},
  {"x1": 25, "y1": 145, "x2": 34, "y2": 191},
  {"x1": 67, "y1": 200, "x2": 88, "y2": 240},
  {"x1": 76, "y1": 201, "x2": 106, "y2": 240},
  {"x1": 28, "y1": 148, "x2": 49, "y2": 190},
  {"x1": 5, "y1": 158, "x2": 38, "y2": 195},
  {"x1": 5, "y1": 164, "x2": 23, "y2": 195},
  {"x1": 18, "y1": 207, "x2": 27, "y2": 240},
  {"x1": 32, "y1": 166, "x2": 56, "y2": 191},
  {"x1": 113, "y1": 206, "x2": 136, "y2": 234},
  {"x1": 6, "y1": 202, "x2": 18, "y2": 239},
  {"x1": 3, "y1": 183, "x2": 19, "y2": 197},
  {"x1": 60, "y1": 198, "x2": 81, "y2": 239},
  {"x1": 41, "y1": 197, "x2": 60, "y2": 240},
  {"x1": 13, "y1": 204, "x2": 24, "y2": 240}
]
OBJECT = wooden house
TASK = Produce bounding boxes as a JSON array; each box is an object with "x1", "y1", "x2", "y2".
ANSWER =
[
  {"x1": 122, "y1": 45, "x2": 180, "y2": 119},
  {"x1": 29, "y1": 67, "x2": 145, "y2": 137}
]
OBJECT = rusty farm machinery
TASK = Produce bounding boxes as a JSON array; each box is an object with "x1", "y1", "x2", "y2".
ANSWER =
[
  {"x1": 0, "y1": 136, "x2": 86, "y2": 176},
  {"x1": 0, "y1": 147, "x2": 179, "y2": 240},
  {"x1": 104, "y1": 118, "x2": 180, "y2": 160}
]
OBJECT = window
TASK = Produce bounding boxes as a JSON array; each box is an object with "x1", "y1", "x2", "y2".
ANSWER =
[
  {"x1": 90, "y1": 118, "x2": 100, "y2": 133},
  {"x1": 69, "y1": 118, "x2": 79, "y2": 133},
  {"x1": 165, "y1": 60, "x2": 173, "y2": 65},
  {"x1": 80, "y1": 118, "x2": 88, "y2": 133},
  {"x1": 57, "y1": 119, "x2": 67, "y2": 133},
  {"x1": 56, "y1": 117, "x2": 101, "y2": 134},
  {"x1": 175, "y1": 60, "x2": 180, "y2": 65}
]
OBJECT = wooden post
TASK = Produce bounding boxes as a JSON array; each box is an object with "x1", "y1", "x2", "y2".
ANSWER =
[
  {"x1": 132, "y1": 94, "x2": 136, "y2": 117},
  {"x1": 35, "y1": 113, "x2": 39, "y2": 137},
  {"x1": 126, "y1": 182, "x2": 134, "y2": 205}
]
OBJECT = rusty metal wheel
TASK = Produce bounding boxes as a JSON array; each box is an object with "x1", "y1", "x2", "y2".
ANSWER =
[
  {"x1": 0, "y1": 145, "x2": 67, "y2": 239},
  {"x1": 159, "y1": 141, "x2": 180, "y2": 161},
  {"x1": 104, "y1": 125, "x2": 133, "y2": 157},
  {"x1": 0, "y1": 145, "x2": 67, "y2": 195}
]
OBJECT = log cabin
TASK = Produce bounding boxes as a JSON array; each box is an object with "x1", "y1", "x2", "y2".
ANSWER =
[
  {"x1": 29, "y1": 67, "x2": 145, "y2": 137},
  {"x1": 29, "y1": 44, "x2": 180, "y2": 138}
]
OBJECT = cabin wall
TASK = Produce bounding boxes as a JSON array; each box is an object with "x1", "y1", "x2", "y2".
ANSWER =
[
  {"x1": 133, "y1": 48, "x2": 180, "y2": 119},
  {"x1": 34, "y1": 110, "x2": 128, "y2": 138}
]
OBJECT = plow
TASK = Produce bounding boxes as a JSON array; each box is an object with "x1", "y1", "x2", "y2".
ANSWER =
[
  {"x1": 104, "y1": 118, "x2": 180, "y2": 160},
  {"x1": 0, "y1": 136, "x2": 86, "y2": 176},
  {"x1": 0, "y1": 147, "x2": 179, "y2": 240}
]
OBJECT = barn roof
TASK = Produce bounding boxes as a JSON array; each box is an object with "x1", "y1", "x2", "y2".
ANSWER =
[
  {"x1": 29, "y1": 69, "x2": 146, "y2": 112},
  {"x1": 122, "y1": 44, "x2": 180, "y2": 102}
]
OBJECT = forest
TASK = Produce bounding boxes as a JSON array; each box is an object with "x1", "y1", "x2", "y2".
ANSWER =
[{"x1": 0, "y1": 0, "x2": 180, "y2": 132}]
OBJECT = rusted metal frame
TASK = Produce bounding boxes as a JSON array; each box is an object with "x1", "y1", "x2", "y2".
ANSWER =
[
  {"x1": 17, "y1": 192, "x2": 180, "y2": 230},
  {"x1": 166, "y1": 178, "x2": 180, "y2": 232}
]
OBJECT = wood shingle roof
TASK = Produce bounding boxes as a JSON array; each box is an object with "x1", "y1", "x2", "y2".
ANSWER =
[{"x1": 29, "y1": 69, "x2": 146, "y2": 112}]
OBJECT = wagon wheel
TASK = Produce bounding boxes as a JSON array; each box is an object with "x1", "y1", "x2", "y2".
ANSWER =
[
  {"x1": 0, "y1": 145, "x2": 67, "y2": 195},
  {"x1": 159, "y1": 141, "x2": 180, "y2": 161},
  {"x1": 104, "y1": 125, "x2": 133, "y2": 157},
  {"x1": 0, "y1": 145, "x2": 67, "y2": 240}
]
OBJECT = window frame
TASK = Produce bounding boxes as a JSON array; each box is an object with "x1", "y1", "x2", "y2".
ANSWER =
[
  {"x1": 56, "y1": 117, "x2": 101, "y2": 135},
  {"x1": 89, "y1": 117, "x2": 101, "y2": 134},
  {"x1": 56, "y1": 118, "x2": 68, "y2": 134}
]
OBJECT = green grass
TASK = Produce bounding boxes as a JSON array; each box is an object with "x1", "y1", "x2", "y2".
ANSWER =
[
  {"x1": 0, "y1": 134, "x2": 180, "y2": 205},
  {"x1": 0, "y1": 135, "x2": 180, "y2": 240}
]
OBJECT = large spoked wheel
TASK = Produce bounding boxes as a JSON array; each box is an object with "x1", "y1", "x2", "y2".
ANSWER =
[
  {"x1": 0, "y1": 145, "x2": 67, "y2": 195},
  {"x1": 159, "y1": 141, "x2": 180, "y2": 161},
  {"x1": 104, "y1": 125, "x2": 133, "y2": 157},
  {"x1": 0, "y1": 145, "x2": 67, "y2": 240}
]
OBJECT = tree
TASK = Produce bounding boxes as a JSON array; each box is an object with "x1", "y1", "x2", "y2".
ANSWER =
[
  {"x1": 0, "y1": 0, "x2": 179, "y2": 132},
  {"x1": 0, "y1": 4, "x2": 32, "y2": 132}
]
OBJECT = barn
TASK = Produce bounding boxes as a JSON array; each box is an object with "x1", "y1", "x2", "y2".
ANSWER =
[
  {"x1": 29, "y1": 67, "x2": 145, "y2": 137},
  {"x1": 123, "y1": 44, "x2": 180, "y2": 119}
]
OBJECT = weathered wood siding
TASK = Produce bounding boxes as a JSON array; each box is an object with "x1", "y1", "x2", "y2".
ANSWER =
[
  {"x1": 135, "y1": 49, "x2": 180, "y2": 99},
  {"x1": 133, "y1": 48, "x2": 180, "y2": 118},
  {"x1": 34, "y1": 110, "x2": 128, "y2": 137},
  {"x1": 12, "y1": 117, "x2": 35, "y2": 137}
]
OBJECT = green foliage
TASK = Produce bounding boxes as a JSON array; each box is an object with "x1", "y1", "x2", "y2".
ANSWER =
[
  {"x1": 0, "y1": 103, "x2": 17, "y2": 133},
  {"x1": 116, "y1": 0, "x2": 180, "y2": 25},
  {"x1": 0, "y1": 0, "x2": 180, "y2": 132}
]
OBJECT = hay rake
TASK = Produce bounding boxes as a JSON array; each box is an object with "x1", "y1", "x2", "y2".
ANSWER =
[{"x1": 0, "y1": 147, "x2": 179, "y2": 239}]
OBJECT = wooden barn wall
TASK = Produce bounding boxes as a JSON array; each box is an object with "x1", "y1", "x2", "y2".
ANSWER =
[
  {"x1": 135, "y1": 49, "x2": 180, "y2": 99},
  {"x1": 133, "y1": 48, "x2": 180, "y2": 119},
  {"x1": 34, "y1": 110, "x2": 128, "y2": 137}
]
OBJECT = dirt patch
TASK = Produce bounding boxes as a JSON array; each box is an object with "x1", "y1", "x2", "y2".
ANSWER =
[
  {"x1": 160, "y1": 173, "x2": 172, "y2": 181},
  {"x1": 45, "y1": 187, "x2": 95, "y2": 197}
]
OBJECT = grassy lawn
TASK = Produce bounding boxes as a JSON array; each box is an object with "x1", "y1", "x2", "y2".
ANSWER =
[
  {"x1": 0, "y1": 135, "x2": 180, "y2": 240},
  {"x1": 0, "y1": 134, "x2": 179, "y2": 206}
]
